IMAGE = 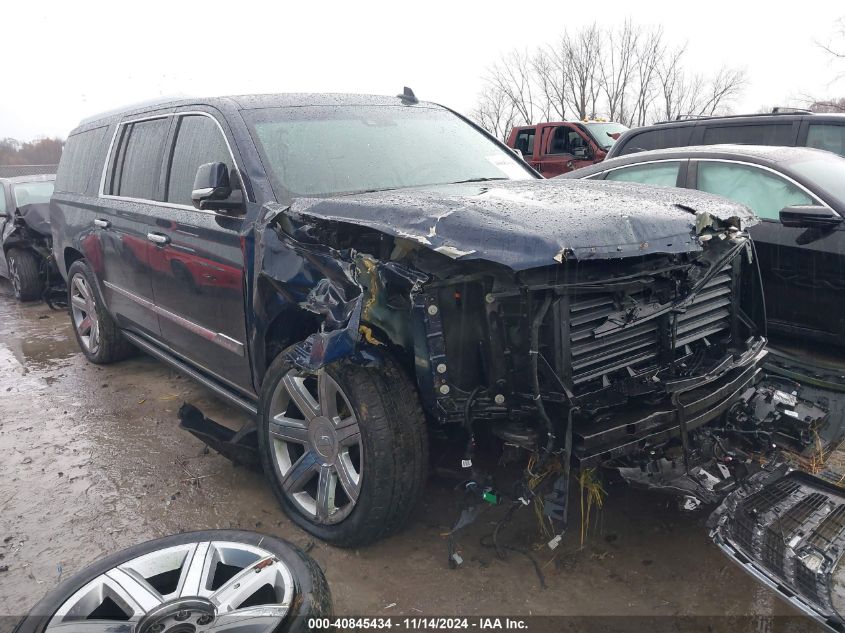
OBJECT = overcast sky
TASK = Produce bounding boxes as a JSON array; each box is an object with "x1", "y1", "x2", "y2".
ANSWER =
[{"x1": 2, "y1": 0, "x2": 843, "y2": 140}]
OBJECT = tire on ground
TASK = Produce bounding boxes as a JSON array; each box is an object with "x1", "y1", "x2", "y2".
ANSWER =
[
  {"x1": 67, "y1": 258, "x2": 134, "y2": 364},
  {"x1": 258, "y1": 347, "x2": 429, "y2": 547},
  {"x1": 13, "y1": 529, "x2": 331, "y2": 633},
  {"x1": 7, "y1": 248, "x2": 42, "y2": 301}
]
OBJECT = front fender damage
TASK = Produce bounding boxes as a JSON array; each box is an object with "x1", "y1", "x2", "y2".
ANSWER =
[{"x1": 251, "y1": 204, "x2": 429, "y2": 375}]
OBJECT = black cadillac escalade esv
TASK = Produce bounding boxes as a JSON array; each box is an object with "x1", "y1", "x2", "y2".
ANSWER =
[{"x1": 51, "y1": 92, "x2": 766, "y2": 546}]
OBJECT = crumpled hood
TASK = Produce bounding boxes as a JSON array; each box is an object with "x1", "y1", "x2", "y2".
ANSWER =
[
  {"x1": 283, "y1": 179, "x2": 757, "y2": 272},
  {"x1": 16, "y1": 203, "x2": 52, "y2": 237}
]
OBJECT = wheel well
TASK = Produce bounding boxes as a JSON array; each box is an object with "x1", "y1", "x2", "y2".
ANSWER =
[
  {"x1": 263, "y1": 309, "x2": 321, "y2": 371},
  {"x1": 64, "y1": 247, "x2": 84, "y2": 272}
]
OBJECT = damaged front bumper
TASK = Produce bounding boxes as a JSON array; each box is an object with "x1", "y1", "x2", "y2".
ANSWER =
[{"x1": 710, "y1": 469, "x2": 845, "y2": 633}]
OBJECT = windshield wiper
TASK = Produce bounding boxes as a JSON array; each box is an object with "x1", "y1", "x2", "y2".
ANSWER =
[{"x1": 449, "y1": 177, "x2": 509, "y2": 184}]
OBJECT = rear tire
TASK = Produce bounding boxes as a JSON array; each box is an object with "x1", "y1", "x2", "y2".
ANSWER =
[
  {"x1": 67, "y1": 259, "x2": 134, "y2": 364},
  {"x1": 7, "y1": 248, "x2": 42, "y2": 301},
  {"x1": 258, "y1": 348, "x2": 429, "y2": 547}
]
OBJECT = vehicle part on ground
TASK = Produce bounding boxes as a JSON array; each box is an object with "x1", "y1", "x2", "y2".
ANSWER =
[
  {"x1": 67, "y1": 259, "x2": 134, "y2": 364},
  {"x1": 257, "y1": 349, "x2": 429, "y2": 546},
  {"x1": 7, "y1": 247, "x2": 41, "y2": 301},
  {"x1": 178, "y1": 403, "x2": 260, "y2": 469},
  {"x1": 14, "y1": 530, "x2": 332, "y2": 633},
  {"x1": 710, "y1": 469, "x2": 845, "y2": 633},
  {"x1": 612, "y1": 366, "x2": 843, "y2": 506}
]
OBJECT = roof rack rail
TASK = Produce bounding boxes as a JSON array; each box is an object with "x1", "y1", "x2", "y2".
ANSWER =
[
  {"x1": 653, "y1": 109, "x2": 816, "y2": 126},
  {"x1": 771, "y1": 106, "x2": 813, "y2": 114}
]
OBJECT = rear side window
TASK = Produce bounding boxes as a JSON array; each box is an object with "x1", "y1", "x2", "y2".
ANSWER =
[
  {"x1": 697, "y1": 161, "x2": 815, "y2": 220},
  {"x1": 604, "y1": 161, "x2": 683, "y2": 187},
  {"x1": 616, "y1": 126, "x2": 693, "y2": 155},
  {"x1": 806, "y1": 124, "x2": 845, "y2": 157},
  {"x1": 166, "y1": 115, "x2": 232, "y2": 206},
  {"x1": 107, "y1": 117, "x2": 170, "y2": 200},
  {"x1": 702, "y1": 124, "x2": 793, "y2": 146},
  {"x1": 514, "y1": 129, "x2": 535, "y2": 155},
  {"x1": 55, "y1": 126, "x2": 108, "y2": 195}
]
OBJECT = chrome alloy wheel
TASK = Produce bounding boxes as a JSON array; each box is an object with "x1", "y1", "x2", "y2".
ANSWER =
[
  {"x1": 268, "y1": 369, "x2": 363, "y2": 525},
  {"x1": 44, "y1": 540, "x2": 294, "y2": 633},
  {"x1": 70, "y1": 273, "x2": 100, "y2": 355}
]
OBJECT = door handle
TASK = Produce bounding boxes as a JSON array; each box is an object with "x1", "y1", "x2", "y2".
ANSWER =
[
  {"x1": 147, "y1": 232, "x2": 170, "y2": 245},
  {"x1": 93, "y1": 218, "x2": 111, "y2": 228}
]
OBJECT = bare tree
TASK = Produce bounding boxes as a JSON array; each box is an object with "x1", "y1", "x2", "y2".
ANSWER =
[
  {"x1": 473, "y1": 84, "x2": 520, "y2": 141},
  {"x1": 810, "y1": 97, "x2": 845, "y2": 112},
  {"x1": 563, "y1": 25, "x2": 601, "y2": 120},
  {"x1": 485, "y1": 49, "x2": 539, "y2": 126},
  {"x1": 471, "y1": 22, "x2": 748, "y2": 134},
  {"x1": 820, "y1": 18, "x2": 845, "y2": 60},
  {"x1": 532, "y1": 47, "x2": 566, "y2": 120},
  {"x1": 598, "y1": 20, "x2": 638, "y2": 123}
]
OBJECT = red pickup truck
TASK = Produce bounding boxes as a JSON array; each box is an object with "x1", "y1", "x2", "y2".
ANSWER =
[{"x1": 506, "y1": 120, "x2": 628, "y2": 177}]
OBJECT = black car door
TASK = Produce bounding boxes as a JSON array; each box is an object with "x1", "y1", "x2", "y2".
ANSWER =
[
  {"x1": 691, "y1": 159, "x2": 845, "y2": 341},
  {"x1": 143, "y1": 110, "x2": 253, "y2": 394},
  {"x1": 96, "y1": 115, "x2": 174, "y2": 339}
]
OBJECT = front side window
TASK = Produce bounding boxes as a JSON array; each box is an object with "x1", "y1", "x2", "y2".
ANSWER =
[
  {"x1": 806, "y1": 124, "x2": 845, "y2": 158},
  {"x1": 697, "y1": 161, "x2": 814, "y2": 220},
  {"x1": 108, "y1": 117, "x2": 170, "y2": 200},
  {"x1": 12, "y1": 181, "x2": 54, "y2": 207},
  {"x1": 243, "y1": 105, "x2": 533, "y2": 201},
  {"x1": 166, "y1": 115, "x2": 232, "y2": 206},
  {"x1": 0, "y1": 184, "x2": 6, "y2": 214},
  {"x1": 604, "y1": 161, "x2": 683, "y2": 187}
]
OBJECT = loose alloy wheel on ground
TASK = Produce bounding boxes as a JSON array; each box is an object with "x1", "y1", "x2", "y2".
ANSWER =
[{"x1": 15, "y1": 530, "x2": 332, "y2": 633}]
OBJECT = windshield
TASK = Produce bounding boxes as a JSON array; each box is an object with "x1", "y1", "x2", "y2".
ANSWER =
[
  {"x1": 12, "y1": 180, "x2": 54, "y2": 207},
  {"x1": 788, "y1": 155, "x2": 845, "y2": 206},
  {"x1": 584, "y1": 122, "x2": 629, "y2": 150},
  {"x1": 243, "y1": 105, "x2": 534, "y2": 200}
]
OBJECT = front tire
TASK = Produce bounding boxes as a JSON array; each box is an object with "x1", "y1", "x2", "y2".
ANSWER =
[
  {"x1": 258, "y1": 349, "x2": 429, "y2": 547},
  {"x1": 7, "y1": 248, "x2": 42, "y2": 301},
  {"x1": 14, "y1": 530, "x2": 331, "y2": 633},
  {"x1": 67, "y1": 259, "x2": 133, "y2": 364}
]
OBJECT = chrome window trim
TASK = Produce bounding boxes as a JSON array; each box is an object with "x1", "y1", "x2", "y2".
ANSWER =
[
  {"x1": 596, "y1": 158, "x2": 687, "y2": 175},
  {"x1": 97, "y1": 110, "x2": 250, "y2": 216},
  {"x1": 692, "y1": 158, "x2": 839, "y2": 217}
]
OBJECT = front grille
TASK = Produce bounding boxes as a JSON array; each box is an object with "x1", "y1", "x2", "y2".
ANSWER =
[{"x1": 564, "y1": 264, "x2": 734, "y2": 392}]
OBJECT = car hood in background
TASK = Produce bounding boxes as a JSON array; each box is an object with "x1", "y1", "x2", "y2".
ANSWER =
[{"x1": 283, "y1": 179, "x2": 756, "y2": 271}]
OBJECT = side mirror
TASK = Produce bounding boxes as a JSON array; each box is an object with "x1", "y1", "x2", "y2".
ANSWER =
[
  {"x1": 779, "y1": 205, "x2": 842, "y2": 229},
  {"x1": 572, "y1": 146, "x2": 591, "y2": 160},
  {"x1": 192, "y1": 162, "x2": 242, "y2": 213}
]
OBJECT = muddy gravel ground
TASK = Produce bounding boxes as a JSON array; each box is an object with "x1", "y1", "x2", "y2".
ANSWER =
[{"x1": 0, "y1": 279, "x2": 827, "y2": 632}]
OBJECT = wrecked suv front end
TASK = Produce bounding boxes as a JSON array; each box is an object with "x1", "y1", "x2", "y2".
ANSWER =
[{"x1": 260, "y1": 177, "x2": 765, "y2": 476}]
